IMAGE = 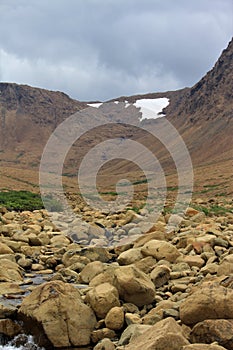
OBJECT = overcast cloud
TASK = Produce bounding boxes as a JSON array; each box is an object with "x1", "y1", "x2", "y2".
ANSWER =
[{"x1": 0, "y1": 0, "x2": 232, "y2": 101}]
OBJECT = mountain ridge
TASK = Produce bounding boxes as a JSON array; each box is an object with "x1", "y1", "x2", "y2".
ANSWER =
[{"x1": 0, "y1": 38, "x2": 232, "y2": 195}]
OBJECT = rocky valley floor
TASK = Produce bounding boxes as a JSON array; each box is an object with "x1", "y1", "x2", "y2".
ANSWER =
[{"x1": 0, "y1": 196, "x2": 233, "y2": 349}]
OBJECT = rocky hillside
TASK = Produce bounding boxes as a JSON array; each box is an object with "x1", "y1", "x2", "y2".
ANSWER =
[
  {"x1": 0, "y1": 83, "x2": 87, "y2": 166},
  {"x1": 0, "y1": 82, "x2": 86, "y2": 125},
  {"x1": 167, "y1": 38, "x2": 233, "y2": 123}
]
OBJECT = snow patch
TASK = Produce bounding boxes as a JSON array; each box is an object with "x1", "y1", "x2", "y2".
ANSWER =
[
  {"x1": 133, "y1": 98, "x2": 169, "y2": 120},
  {"x1": 87, "y1": 102, "x2": 103, "y2": 108}
]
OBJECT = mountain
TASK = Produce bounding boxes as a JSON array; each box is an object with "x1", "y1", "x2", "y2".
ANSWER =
[
  {"x1": 0, "y1": 83, "x2": 87, "y2": 164},
  {"x1": 109, "y1": 38, "x2": 233, "y2": 165},
  {"x1": 0, "y1": 38, "x2": 232, "y2": 195}
]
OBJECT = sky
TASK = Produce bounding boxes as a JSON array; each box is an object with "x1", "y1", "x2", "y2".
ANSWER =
[{"x1": 0, "y1": 0, "x2": 232, "y2": 101}]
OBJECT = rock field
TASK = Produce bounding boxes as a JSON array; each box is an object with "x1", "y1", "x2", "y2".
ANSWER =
[{"x1": 0, "y1": 197, "x2": 233, "y2": 349}]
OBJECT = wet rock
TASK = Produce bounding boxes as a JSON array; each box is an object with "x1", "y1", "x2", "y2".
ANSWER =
[
  {"x1": 18, "y1": 280, "x2": 96, "y2": 348},
  {"x1": 0, "y1": 302, "x2": 17, "y2": 319},
  {"x1": 0, "y1": 318, "x2": 22, "y2": 337}
]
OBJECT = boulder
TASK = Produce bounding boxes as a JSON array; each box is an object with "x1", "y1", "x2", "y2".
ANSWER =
[
  {"x1": 0, "y1": 302, "x2": 17, "y2": 319},
  {"x1": 180, "y1": 285, "x2": 233, "y2": 325},
  {"x1": 0, "y1": 242, "x2": 14, "y2": 254},
  {"x1": 93, "y1": 338, "x2": 115, "y2": 350},
  {"x1": 190, "y1": 319, "x2": 233, "y2": 350},
  {"x1": 118, "y1": 324, "x2": 152, "y2": 346},
  {"x1": 150, "y1": 265, "x2": 171, "y2": 287},
  {"x1": 105, "y1": 306, "x2": 124, "y2": 330},
  {"x1": 0, "y1": 259, "x2": 23, "y2": 282},
  {"x1": 182, "y1": 255, "x2": 205, "y2": 268},
  {"x1": 89, "y1": 267, "x2": 117, "y2": 287},
  {"x1": 86, "y1": 283, "x2": 120, "y2": 319},
  {"x1": 91, "y1": 328, "x2": 116, "y2": 343},
  {"x1": 182, "y1": 345, "x2": 228, "y2": 350},
  {"x1": 79, "y1": 261, "x2": 104, "y2": 283},
  {"x1": 117, "y1": 248, "x2": 143, "y2": 265},
  {"x1": 115, "y1": 265, "x2": 155, "y2": 306},
  {"x1": 218, "y1": 254, "x2": 233, "y2": 276},
  {"x1": 18, "y1": 281, "x2": 96, "y2": 348},
  {"x1": 125, "y1": 312, "x2": 142, "y2": 325},
  {"x1": 62, "y1": 249, "x2": 90, "y2": 267},
  {"x1": 0, "y1": 283, "x2": 24, "y2": 295},
  {"x1": 134, "y1": 256, "x2": 157, "y2": 274},
  {"x1": 141, "y1": 239, "x2": 180, "y2": 262},
  {"x1": 124, "y1": 317, "x2": 189, "y2": 350},
  {"x1": 0, "y1": 318, "x2": 22, "y2": 337}
]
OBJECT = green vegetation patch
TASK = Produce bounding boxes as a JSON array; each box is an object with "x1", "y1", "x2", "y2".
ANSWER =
[
  {"x1": 0, "y1": 190, "x2": 63, "y2": 212},
  {"x1": 133, "y1": 179, "x2": 148, "y2": 185},
  {"x1": 0, "y1": 190, "x2": 44, "y2": 211},
  {"x1": 191, "y1": 204, "x2": 233, "y2": 216}
]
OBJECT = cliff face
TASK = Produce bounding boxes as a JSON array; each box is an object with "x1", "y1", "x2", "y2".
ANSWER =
[{"x1": 165, "y1": 38, "x2": 233, "y2": 124}]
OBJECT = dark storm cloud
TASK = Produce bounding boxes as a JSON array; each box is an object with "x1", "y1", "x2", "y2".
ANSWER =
[{"x1": 0, "y1": 0, "x2": 232, "y2": 100}]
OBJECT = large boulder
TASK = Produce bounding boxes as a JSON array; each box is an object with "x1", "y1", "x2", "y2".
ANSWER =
[
  {"x1": 18, "y1": 281, "x2": 96, "y2": 348},
  {"x1": 182, "y1": 345, "x2": 228, "y2": 350},
  {"x1": 190, "y1": 319, "x2": 233, "y2": 350},
  {"x1": 141, "y1": 239, "x2": 181, "y2": 262},
  {"x1": 180, "y1": 285, "x2": 233, "y2": 325},
  {"x1": 114, "y1": 265, "x2": 155, "y2": 307},
  {"x1": 124, "y1": 317, "x2": 189, "y2": 350}
]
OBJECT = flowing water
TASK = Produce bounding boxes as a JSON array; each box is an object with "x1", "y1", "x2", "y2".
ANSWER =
[{"x1": 0, "y1": 334, "x2": 44, "y2": 350}]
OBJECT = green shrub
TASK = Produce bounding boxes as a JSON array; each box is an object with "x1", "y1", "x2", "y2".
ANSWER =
[
  {"x1": 0, "y1": 190, "x2": 44, "y2": 211},
  {"x1": 0, "y1": 190, "x2": 63, "y2": 212}
]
